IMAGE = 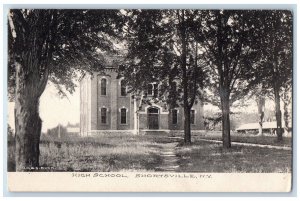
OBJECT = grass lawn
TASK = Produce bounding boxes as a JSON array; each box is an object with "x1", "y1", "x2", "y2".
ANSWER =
[
  {"x1": 191, "y1": 131, "x2": 292, "y2": 147},
  {"x1": 174, "y1": 131, "x2": 292, "y2": 172},
  {"x1": 8, "y1": 132, "x2": 292, "y2": 172},
  {"x1": 42, "y1": 134, "x2": 172, "y2": 172},
  {"x1": 8, "y1": 134, "x2": 168, "y2": 172},
  {"x1": 175, "y1": 140, "x2": 292, "y2": 173}
]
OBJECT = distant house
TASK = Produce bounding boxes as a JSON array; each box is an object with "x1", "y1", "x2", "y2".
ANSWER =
[
  {"x1": 66, "y1": 127, "x2": 80, "y2": 135},
  {"x1": 236, "y1": 121, "x2": 292, "y2": 134},
  {"x1": 79, "y1": 68, "x2": 205, "y2": 136}
]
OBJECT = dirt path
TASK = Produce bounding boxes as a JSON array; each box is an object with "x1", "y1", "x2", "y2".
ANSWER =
[
  {"x1": 197, "y1": 138, "x2": 292, "y2": 150},
  {"x1": 155, "y1": 142, "x2": 179, "y2": 172}
]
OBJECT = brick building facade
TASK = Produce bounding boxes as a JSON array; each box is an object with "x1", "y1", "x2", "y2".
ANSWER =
[{"x1": 80, "y1": 68, "x2": 204, "y2": 136}]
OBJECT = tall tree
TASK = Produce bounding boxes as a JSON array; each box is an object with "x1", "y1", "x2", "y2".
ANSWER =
[
  {"x1": 256, "y1": 10, "x2": 292, "y2": 141},
  {"x1": 8, "y1": 9, "x2": 124, "y2": 171},
  {"x1": 120, "y1": 10, "x2": 207, "y2": 144},
  {"x1": 176, "y1": 10, "x2": 207, "y2": 144},
  {"x1": 201, "y1": 10, "x2": 261, "y2": 148}
]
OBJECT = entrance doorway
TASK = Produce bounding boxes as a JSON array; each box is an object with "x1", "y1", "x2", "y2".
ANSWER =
[{"x1": 148, "y1": 107, "x2": 159, "y2": 129}]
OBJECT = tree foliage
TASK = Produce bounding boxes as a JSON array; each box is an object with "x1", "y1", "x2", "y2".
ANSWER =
[
  {"x1": 199, "y1": 10, "x2": 266, "y2": 147},
  {"x1": 8, "y1": 9, "x2": 124, "y2": 99},
  {"x1": 120, "y1": 10, "x2": 208, "y2": 144},
  {"x1": 8, "y1": 9, "x2": 124, "y2": 170},
  {"x1": 253, "y1": 10, "x2": 292, "y2": 140}
]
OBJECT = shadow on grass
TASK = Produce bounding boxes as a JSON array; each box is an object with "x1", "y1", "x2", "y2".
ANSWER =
[{"x1": 175, "y1": 141, "x2": 292, "y2": 173}]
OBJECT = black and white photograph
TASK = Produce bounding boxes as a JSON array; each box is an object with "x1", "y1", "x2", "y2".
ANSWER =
[{"x1": 6, "y1": 7, "x2": 293, "y2": 192}]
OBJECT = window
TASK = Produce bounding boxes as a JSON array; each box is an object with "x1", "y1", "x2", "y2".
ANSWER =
[
  {"x1": 120, "y1": 79, "x2": 127, "y2": 96},
  {"x1": 190, "y1": 110, "x2": 195, "y2": 124},
  {"x1": 120, "y1": 108, "x2": 127, "y2": 124},
  {"x1": 147, "y1": 83, "x2": 159, "y2": 97},
  {"x1": 100, "y1": 78, "x2": 107, "y2": 96},
  {"x1": 147, "y1": 84, "x2": 153, "y2": 95},
  {"x1": 172, "y1": 109, "x2": 178, "y2": 124},
  {"x1": 101, "y1": 108, "x2": 107, "y2": 124},
  {"x1": 153, "y1": 83, "x2": 158, "y2": 97}
]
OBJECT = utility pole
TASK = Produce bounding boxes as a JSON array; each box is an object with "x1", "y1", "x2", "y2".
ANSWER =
[{"x1": 58, "y1": 124, "x2": 61, "y2": 139}]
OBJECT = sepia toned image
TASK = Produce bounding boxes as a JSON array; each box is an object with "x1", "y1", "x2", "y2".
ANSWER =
[{"x1": 7, "y1": 8, "x2": 293, "y2": 192}]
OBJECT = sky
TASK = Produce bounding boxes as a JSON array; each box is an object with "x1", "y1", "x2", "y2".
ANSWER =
[{"x1": 8, "y1": 82, "x2": 80, "y2": 133}]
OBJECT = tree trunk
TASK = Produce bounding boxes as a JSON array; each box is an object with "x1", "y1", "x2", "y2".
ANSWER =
[
  {"x1": 283, "y1": 100, "x2": 289, "y2": 136},
  {"x1": 178, "y1": 10, "x2": 192, "y2": 145},
  {"x1": 183, "y1": 106, "x2": 192, "y2": 144},
  {"x1": 14, "y1": 62, "x2": 45, "y2": 171},
  {"x1": 182, "y1": 65, "x2": 192, "y2": 144},
  {"x1": 282, "y1": 88, "x2": 291, "y2": 136},
  {"x1": 15, "y1": 99, "x2": 42, "y2": 171},
  {"x1": 220, "y1": 88, "x2": 231, "y2": 148},
  {"x1": 274, "y1": 85, "x2": 283, "y2": 142},
  {"x1": 256, "y1": 96, "x2": 265, "y2": 136}
]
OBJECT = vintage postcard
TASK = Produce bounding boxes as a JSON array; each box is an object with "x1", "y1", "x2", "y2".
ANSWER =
[{"x1": 6, "y1": 8, "x2": 293, "y2": 192}]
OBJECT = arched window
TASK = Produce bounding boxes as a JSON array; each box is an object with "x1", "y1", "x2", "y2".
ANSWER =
[
  {"x1": 120, "y1": 108, "x2": 127, "y2": 124},
  {"x1": 120, "y1": 79, "x2": 127, "y2": 96},
  {"x1": 100, "y1": 78, "x2": 107, "y2": 96}
]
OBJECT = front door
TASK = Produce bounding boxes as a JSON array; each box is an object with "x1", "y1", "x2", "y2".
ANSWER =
[{"x1": 148, "y1": 107, "x2": 159, "y2": 129}]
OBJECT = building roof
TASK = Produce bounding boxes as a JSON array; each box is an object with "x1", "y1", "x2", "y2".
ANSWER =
[
  {"x1": 78, "y1": 54, "x2": 123, "y2": 82},
  {"x1": 236, "y1": 121, "x2": 292, "y2": 131}
]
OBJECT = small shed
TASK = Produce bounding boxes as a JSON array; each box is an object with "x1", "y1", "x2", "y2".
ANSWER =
[{"x1": 236, "y1": 121, "x2": 291, "y2": 134}]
